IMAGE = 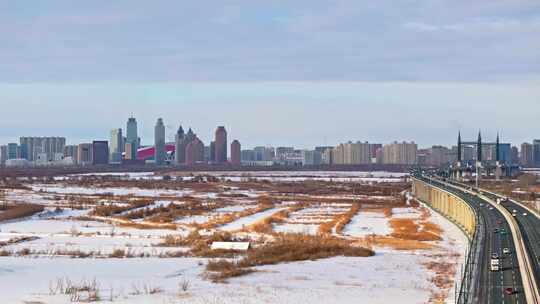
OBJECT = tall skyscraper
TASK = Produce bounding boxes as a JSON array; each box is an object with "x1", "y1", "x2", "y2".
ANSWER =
[
  {"x1": 92, "y1": 141, "x2": 109, "y2": 165},
  {"x1": 154, "y1": 118, "x2": 166, "y2": 165},
  {"x1": 231, "y1": 140, "x2": 241, "y2": 165},
  {"x1": 126, "y1": 117, "x2": 138, "y2": 160},
  {"x1": 174, "y1": 125, "x2": 186, "y2": 165},
  {"x1": 521, "y1": 143, "x2": 534, "y2": 167},
  {"x1": 110, "y1": 128, "x2": 123, "y2": 163},
  {"x1": 214, "y1": 126, "x2": 227, "y2": 163}
]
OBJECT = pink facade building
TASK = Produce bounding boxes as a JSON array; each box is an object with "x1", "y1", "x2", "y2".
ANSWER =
[
  {"x1": 230, "y1": 140, "x2": 241, "y2": 165},
  {"x1": 185, "y1": 137, "x2": 204, "y2": 166},
  {"x1": 214, "y1": 126, "x2": 227, "y2": 164}
]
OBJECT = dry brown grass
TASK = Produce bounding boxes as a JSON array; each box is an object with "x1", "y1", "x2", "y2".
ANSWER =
[
  {"x1": 248, "y1": 209, "x2": 288, "y2": 234},
  {"x1": 389, "y1": 217, "x2": 442, "y2": 242},
  {"x1": 204, "y1": 233, "x2": 374, "y2": 283},
  {"x1": 0, "y1": 204, "x2": 44, "y2": 221},
  {"x1": 158, "y1": 231, "x2": 247, "y2": 258},
  {"x1": 318, "y1": 203, "x2": 362, "y2": 235},
  {"x1": 245, "y1": 204, "x2": 307, "y2": 234},
  {"x1": 355, "y1": 236, "x2": 436, "y2": 251},
  {"x1": 91, "y1": 199, "x2": 153, "y2": 217},
  {"x1": 198, "y1": 196, "x2": 276, "y2": 229},
  {"x1": 240, "y1": 234, "x2": 374, "y2": 267},
  {"x1": 424, "y1": 260, "x2": 456, "y2": 303},
  {"x1": 205, "y1": 260, "x2": 255, "y2": 283}
]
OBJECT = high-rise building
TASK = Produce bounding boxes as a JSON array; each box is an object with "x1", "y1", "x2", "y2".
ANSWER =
[
  {"x1": 204, "y1": 145, "x2": 211, "y2": 162},
  {"x1": 19, "y1": 137, "x2": 66, "y2": 161},
  {"x1": 174, "y1": 125, "x2": 186, "y2": 165},
  {"x1": 276, "y1": 147, "x2": 295, "y2": 160},
  {"x1": 369, "y1": 144, "x2": 383, "y2": 159},
  {"x1": 78, "y1": 143, "x2": 93, "y2": 166},
  {"x1": 254, "y1": 146, "x2": 274, "y2": 161},
  {"x1": 7, "y1": 143, "x2": 19, "y2": 160},
  {"x1": 301, "y1": 150, "x2": 322, "y2": 166},
  {"x1": 241, "y1": 149, "x2": 255, "y2": 162},
  {"x1": 124, "y1": 143, "x2": 134, "y2": 160},
  {"x1": 126, "y1": 117, "x2": 139, "y2": 160},
  {"x1": 230, "y1": 140, "x2": 241, "y2": 165},
  {"x1": 154, "y1": 118, "x2": 166, "y2": 165},
  {"x1": 209, "y1": 141, "x2": 216, "y2": 162},
  {"x1": 430, "y1": 146, "x2": 450, "y2": 167},
  {"x1": 533, "y1": 140, "x2": 540, "y2": 167},
  {"x1": 110, "y1": 128, "x2": 123, "y2": 163},
  {"x1": 322, "y1": 148, "x2": 333, "y2": 165},
  {"x1": 214, "y1": 126, "x2": 227, "y2": 164},
  {"x1": 382, "y1": 141, "x2": 418, "y2": 165},
  {"x1": 0, "y1": 145, "x2": 6, "y2": 165},
  {"x1": 511, "y1": 146, "x2": 519, "y2": 165},
  {"x1": 64, "y1": 145, "x2": 78, "y2": 164},
  {"x1": 185, "y1": 137, "x2": 204, "y2": 166},
  {"x1": 521, "y1": 143, "x2": 534, "y2": 167},
  {"x1": 332, "y1": 141, "x2": 371, "y2": 165},
  {"x1": 92, "y1": 141, "x2": 109, "y2": 165}
]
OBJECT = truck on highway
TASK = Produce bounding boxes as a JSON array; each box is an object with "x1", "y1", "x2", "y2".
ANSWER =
[{"x1": 490, "y1": 258, "x2": 500, "y2": 272}]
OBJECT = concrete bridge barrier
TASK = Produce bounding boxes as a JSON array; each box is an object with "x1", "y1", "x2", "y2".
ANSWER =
[{"x1": 412, "y1": 178, "x2": 476, "y2": 238}]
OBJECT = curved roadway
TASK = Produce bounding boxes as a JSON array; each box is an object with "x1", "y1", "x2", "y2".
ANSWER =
[{"x1": 416, "y1": 175, "x2": 526, "y2": 303}]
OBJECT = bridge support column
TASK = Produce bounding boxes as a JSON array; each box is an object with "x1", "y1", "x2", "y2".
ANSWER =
[
  {"x1": 476, "y1": 161, "x2": 482, "y2": 188},
  {"x1": 495, "y1": 161, "x2": 502, "y2": 181}
]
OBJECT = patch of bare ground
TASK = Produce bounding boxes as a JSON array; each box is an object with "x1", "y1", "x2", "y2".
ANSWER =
[{"x1": 204, "y1": 234, "x2": 374, "y2": 283}]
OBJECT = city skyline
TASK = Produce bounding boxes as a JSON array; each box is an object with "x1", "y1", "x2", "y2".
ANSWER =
[
  {"x1": 0, "y1": 116, "x2": 537, "y2": 151},
  {"x1": 0, "y1": 1, "x2": 538, "y2": 147}
]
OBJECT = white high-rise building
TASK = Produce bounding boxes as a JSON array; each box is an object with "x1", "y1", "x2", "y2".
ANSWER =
[{"x1": 110, "y1": 128, "x2": 123, "y2": 163}]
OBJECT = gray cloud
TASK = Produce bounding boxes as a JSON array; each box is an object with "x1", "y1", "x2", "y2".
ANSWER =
[{"x1": 0, "y1": 1, "x2": 538, "y2": 82}]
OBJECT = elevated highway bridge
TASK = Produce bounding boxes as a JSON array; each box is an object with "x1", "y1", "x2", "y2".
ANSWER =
[{"x1": 412, "y1": 172, "x2": 539, "y2": 304}]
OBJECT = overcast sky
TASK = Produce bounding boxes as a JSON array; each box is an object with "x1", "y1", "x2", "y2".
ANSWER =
[{"x1": 0, "y1": 1, "x2": 539, "y2": 148}]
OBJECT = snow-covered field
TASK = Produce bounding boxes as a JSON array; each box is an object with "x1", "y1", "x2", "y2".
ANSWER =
[
  {"x1": 168, "y1": 170, "x2": 408, "y2": 183},
  {"x1": 342, "y1": 211, "x2": 391, "y2": 237},
  {"x1": 0, "y1": 171, "x2": 467, "y2": 304}
]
